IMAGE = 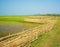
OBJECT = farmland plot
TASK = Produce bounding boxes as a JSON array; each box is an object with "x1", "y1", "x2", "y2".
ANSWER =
[{"x1": 0, "y1": 21, "x2": 41, "y2": 38}]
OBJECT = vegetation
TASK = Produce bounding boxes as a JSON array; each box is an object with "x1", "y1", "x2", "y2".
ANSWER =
[
  {"x1": 30, "y1": 16, "x2": 60, "y2": 47},
  {"x1": 0, "y1": 16, "x2": 24, "y2": 22},
  {"x1": 33, "y1": 14, "x2": 60, "y2": 16},
  {"x1": 0, "y1": 16, "x2": 42, "y2": 38},
  {"x1": 0, "y1": 16, "x2": 60, "y2": 47}
]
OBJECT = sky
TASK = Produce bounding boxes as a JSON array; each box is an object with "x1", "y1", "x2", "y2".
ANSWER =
[{"x1": 0, "y1": 0, "x2": 60, "y2": 15}]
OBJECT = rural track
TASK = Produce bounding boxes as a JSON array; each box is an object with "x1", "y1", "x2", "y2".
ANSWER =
[
  {"x1": 0, "y1": 20, "x2": 56, "y2": 47},
  {"x1": 0, "y1": 25, "x2": 41, "y2": 47},
  {"x1": 0, "y1": 24, "x2": 38, "y2": 43}
]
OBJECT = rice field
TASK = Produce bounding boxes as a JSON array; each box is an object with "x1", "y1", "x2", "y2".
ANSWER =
[
  {"x1": 0, "y1": 16, "x2": 60, "y2": 47},
  {"x1": 0, "y1": 16, "x2": 42, "y2": 38}
]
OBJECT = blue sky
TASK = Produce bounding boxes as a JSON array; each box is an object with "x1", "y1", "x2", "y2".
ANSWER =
[{"x1": 0, "y1": 0, "x2": 60, "y2": 15}]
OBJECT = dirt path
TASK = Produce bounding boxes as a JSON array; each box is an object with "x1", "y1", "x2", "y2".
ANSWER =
[{"x1": 30, "y1": 19, "x2": 60, "y2": 47}]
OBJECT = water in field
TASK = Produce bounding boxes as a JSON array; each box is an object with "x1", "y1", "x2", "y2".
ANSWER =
[
  {"x1": 0, "y1": 24, "x2": 21, "y2": 37},
  {"x1": 0, "y1": 24, "x2": 23, "y2": 32},
  {"x1": 0, "y1": 22, "x2": 40, "y2": 38}
]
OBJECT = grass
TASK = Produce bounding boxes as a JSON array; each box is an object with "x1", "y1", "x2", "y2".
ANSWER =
[
  {"x1": 0, "y1": 16, "x2": 26, "y2": 26},
  {"x1": 0, "y1": 21, "x2": 21, "y2": 26},
  {"x1": 0, "y1": 16, "x2": 24, "y2": 22},
  {"x1": 30, "y1": 16, "x2": 60, "y2": 47}
]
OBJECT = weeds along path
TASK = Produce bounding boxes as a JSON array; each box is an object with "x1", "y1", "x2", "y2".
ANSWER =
[
  {"x1": 30, "y1": 18, "x2": 59, "y2": 47},
  {"x1": 0, "y1": 20, "x2": 56, "y2": 47}
]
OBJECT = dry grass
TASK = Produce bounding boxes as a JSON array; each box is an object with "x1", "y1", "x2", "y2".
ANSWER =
[{"x1": 30, "y1": 16, "x2": 60, "y2": 47}]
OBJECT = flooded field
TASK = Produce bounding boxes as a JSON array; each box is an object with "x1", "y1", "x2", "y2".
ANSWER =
[{"x1": 0, "y1": 21, "x2": 41, "y2": 38}]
